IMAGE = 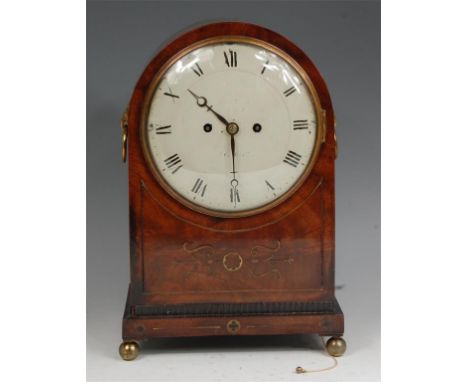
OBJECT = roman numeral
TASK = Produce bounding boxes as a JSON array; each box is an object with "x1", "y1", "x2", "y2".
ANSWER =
[
  {"x1": 283, "y1": 150, "x2": 302, "y2": 167},
  {"x1": 265, "y1": 180, "x2": 275, "y2": 190},
  {"x1": 155, "y1": 125, "x2": 171, "y2": 134},
  {"x1": 191, "y1": 63, "x2": 204, "y2": 77},
  {"x1": 164, "y1": 153, "x2": 183, "y2": 174},
  {"x1": 191, "y1": 178, "x2": 207, "y2": 197},
  {"x1": 163, "y1": 91, "x2": 179, "y2": 99},
  {"x1": 224, "y1": 49, "x2": 237, "y2": 67},
  {"x1": 283, "y1": 86, "x2": 297, "y2": 97},
  {"x1": 261, "y1": 60, "x2": 269, "y2": 74},
  {"x1": 293, "y1": 120, "x2": 308, "y2": 130},
  {"x1": 230, "y1": 188, "x2": 240, "y2": 203}
]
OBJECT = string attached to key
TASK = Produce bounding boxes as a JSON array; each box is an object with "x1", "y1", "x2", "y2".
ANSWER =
[{"x1": 295, "y1": 337, "x2": 338, "y2": 374}]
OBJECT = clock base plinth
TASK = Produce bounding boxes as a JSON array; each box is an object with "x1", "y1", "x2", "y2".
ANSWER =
[{"x1": 121, "y1": 290, "x2": 344, "y2": 359}]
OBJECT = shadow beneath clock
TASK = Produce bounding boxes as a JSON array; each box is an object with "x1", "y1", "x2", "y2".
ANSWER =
[{"x1": 141, "y1": 333, "x2": 326, "y2": 355}]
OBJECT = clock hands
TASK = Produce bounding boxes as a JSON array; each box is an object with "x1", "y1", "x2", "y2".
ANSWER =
[
  {"x1": 187, "y1": 88, "x2": 240, "y2": 206},
  {"x1": 187, "y1": 89, "x2": 229, "y2": 127},
  {"x1": 230, "y1": 133, "x2": 240, "y2": 206},
  {"x1": 230, "y1": 134, "x2": 236, "y2": 178},
  {"x1": 227, "y1": 122, "x2": 240, "y2": 206},
  {"x1": 226, "y1": 122, "x2": 239, "y2": 179}
]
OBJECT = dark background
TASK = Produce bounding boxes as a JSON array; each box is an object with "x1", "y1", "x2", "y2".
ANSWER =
[{"x1": 87, "y1": 1, "x2": 380, "y2": 380}]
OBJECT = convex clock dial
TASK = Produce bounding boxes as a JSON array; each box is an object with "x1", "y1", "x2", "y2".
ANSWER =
[{"x1": 143, "y1": 40, "x2": 324, "y2": 217}]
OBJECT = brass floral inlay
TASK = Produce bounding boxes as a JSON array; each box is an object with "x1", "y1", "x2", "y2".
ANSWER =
[
  {"x1": 222, "y1": 252, "x2": 243, "y2": 272},
  {"x1": 175, "y1": 240, "x2": 294, "y2": 279}
]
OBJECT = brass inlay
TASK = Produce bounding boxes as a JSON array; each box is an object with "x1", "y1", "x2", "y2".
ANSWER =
[
  {"x1": 196, "y1": 325, "x2": 222, "y2": 330},
  {"x1": 153, "y1": 325, "x2": 221, "y2": 331},
  {"x1": 226, "y1": 319, "x2": 241, "y2": 334},
  {"x1": 222, "y1": 252, "x2": 243, "y2": 272},
  {"x1": 177, "y1": 240, "x2": 297, "y2": 280}
]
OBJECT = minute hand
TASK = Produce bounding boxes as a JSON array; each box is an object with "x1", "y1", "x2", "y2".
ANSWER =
[{"x1": 230, "y1": 134, "x2": 236, "y2": 179}]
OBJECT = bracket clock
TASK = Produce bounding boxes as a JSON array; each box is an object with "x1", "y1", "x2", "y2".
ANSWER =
[{"x1": 119, "y1": 22, "x2": 345, "y2": 361}]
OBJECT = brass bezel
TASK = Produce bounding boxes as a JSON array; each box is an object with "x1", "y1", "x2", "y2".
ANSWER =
[{"x1": 140, "y1": 35, "x2": 325, "y2": 218}]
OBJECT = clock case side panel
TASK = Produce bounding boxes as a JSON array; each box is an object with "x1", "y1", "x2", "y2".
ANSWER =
[{"x1": 123, "y1": 22, "x2": 340, "y2": 334}]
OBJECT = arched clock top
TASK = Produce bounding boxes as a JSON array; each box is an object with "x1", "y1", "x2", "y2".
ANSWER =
[{"x1": 125, "y1": 22, "x2": 336, "y2": 222}]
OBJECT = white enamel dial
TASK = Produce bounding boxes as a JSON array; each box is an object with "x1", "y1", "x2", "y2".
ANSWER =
[{"x1": 145, "y1": 40, "x2": 321, "y2": 216}]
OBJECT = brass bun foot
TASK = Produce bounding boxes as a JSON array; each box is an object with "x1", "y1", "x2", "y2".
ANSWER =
[
  {"x1": 326, "y1": 337, "x2": 347, "y2": 357},
  {"x1": 119, "y1": 341, "x2": 140, "y2": 361}
]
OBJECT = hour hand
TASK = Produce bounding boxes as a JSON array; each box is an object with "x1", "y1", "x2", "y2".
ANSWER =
[
  {"x1": 187, "y1": 89, "x2": 207, "y2": 107},
  {"x1": 187, "y1": 89, "x2": 229, "y2": 127},
  {"x1": 207, "y1": 105, "x2": 229, "y2": 127}
]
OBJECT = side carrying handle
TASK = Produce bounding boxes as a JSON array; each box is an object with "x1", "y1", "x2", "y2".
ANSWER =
[
  {"x1": 334, "y1": 116, "x2": 338, "y2": 159},
  {"x1": 321, "y1": 109, "x2": 327, "y2": 144},
  {"x1": 120, "y1": 109, "x2": 128, "y2": 163},
  {"x1": 320, "y1": 109, "x2": 338, "y2": 160}
]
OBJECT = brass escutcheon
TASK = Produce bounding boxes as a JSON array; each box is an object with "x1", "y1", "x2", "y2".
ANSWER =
[{"x1": 223, "y1": 252, "x2": 243, "y2": 272}]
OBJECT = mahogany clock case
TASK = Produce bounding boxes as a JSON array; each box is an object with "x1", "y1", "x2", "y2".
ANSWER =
[{"x1": 122, "y1": 21, "x2": 344, "y2": 344}]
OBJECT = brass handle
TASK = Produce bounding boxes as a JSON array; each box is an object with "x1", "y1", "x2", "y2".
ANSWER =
[
  {"x1": 120, "y1": 109, "x2": 128, "y2": 163},
  {"x1": 321, "y1": 108, "x2": 327, "y2": 143},
  {"x1": 334, "y1": 116, "x2": 338, "y2": 159},
  {"x1": 334, "y1": 132, "x2": 338, "y2": 159}
]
